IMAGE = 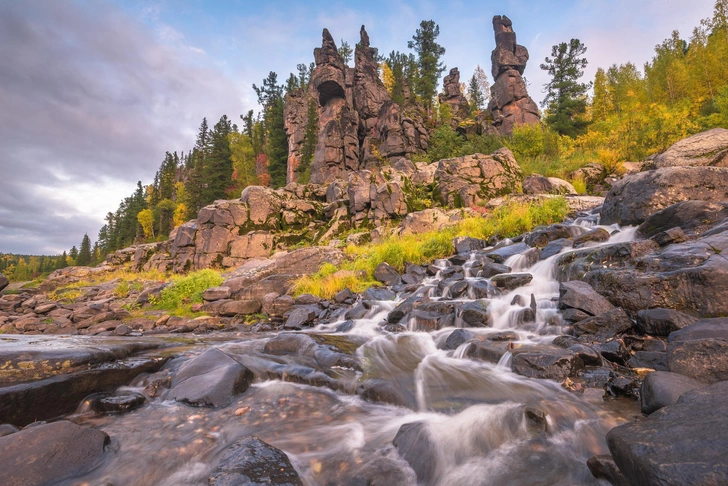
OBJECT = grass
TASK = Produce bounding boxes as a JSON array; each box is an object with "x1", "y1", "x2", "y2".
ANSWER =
[
  {"x1": 150, "y1": 269, "x2": 223, "y2": 314},
  {"x1": 294, "y1": 197, "x2": 569, "y2": 299},
  {"x1": 516, "y1": 150, "x2": 599, "y2": 179}
]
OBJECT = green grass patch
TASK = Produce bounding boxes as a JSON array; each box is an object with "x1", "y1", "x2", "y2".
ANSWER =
[
  {"x1": 151, "y1": 269, "x2": 223, "y2": 314},
  {"x1": 295, "y1": 197, "x2": 569, "y2": 298}
]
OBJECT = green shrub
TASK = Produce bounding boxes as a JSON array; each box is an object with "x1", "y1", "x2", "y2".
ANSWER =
[{"x1": 153, "y1": 269, "x2": 223, "y2": 312}]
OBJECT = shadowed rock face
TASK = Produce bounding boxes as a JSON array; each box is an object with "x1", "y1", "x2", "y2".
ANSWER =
[{"x1": 487, "y1": 15, "x2": 540, "y2": 135}]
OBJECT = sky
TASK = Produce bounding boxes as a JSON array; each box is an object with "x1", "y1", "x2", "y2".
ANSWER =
[{"x1": 0, "y1": 0, "x2": 717, "y2": 255}]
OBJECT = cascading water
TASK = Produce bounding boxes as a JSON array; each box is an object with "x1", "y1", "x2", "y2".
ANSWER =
[{"x1": 58, "y1": 218, "x2": 639, "y2": 485}]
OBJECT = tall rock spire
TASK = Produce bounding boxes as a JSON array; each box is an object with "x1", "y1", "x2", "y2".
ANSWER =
[{"x1": 487, "y1": 15, "x2": 540, "y2": 135}]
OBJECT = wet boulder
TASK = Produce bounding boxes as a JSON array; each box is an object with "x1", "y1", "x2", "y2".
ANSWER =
[
  {"x1": 374, "y1": 262, "x2": 401, "y2": 286},
  {"x1": 463, "y1": 340, "x2": 510, "y2": 363},
  {"x1": 640, "y1": 371, "x2": 705, "y2": 415},
  {"x1": 356, "y1": 379, "x2": 409, "y2": 407},
  {"x1": 479, "y1": 262, "x2": 511, "y2": 278},
  {"x1": 667, "y1": 317, "x2": 728, "y2": 384},
  {"x1": 491, "y1": 272, "x2": 532, "y2": 290},
  {"x1": 457, "y1": 301, "x2": 490, "y2": 327},
  {"x1": 650, "y1": 227, "x2": 687, "y2": 246},
  {"x1": 263, "y1": 333, "x2": 318, "y2": 357},
  {"x1": 484, "y1": 241, "x2": 531, "y2": 263},
  {"x1": 442, "y1": 329, "x2": 475, "y2": 350},
  {"x1": 573, "y1": 308, "x2": 633, "y2": 342},
  {"x1": 636, "y1": 308, "x2": 697, "y2": 336},
  {"x1": 511, "y1": 345, "x2": 583, "y2": 380},
  {"x1": 362, "y1": 287, "x2": 396, "y2": 301},
  {"x1": 393, "y1": 421, "x2": 438, "y2": 485},
  {"x1": 209, "y1": 436, "x2": 302, "y2": 486},
  {"x1": 637, "y1": 200, "x2": 728, "y2": 238},
  {"x1": 572, "y1": 227, "x2": 610, "y2": 248},
  {"x1": 0, "y1": 421, "x2": 110, "y2": 485},
  {"x1": 284, "y1": 306, "x2": 318, "y2": 330},
  {"x1": 168, "y1": 348, "x2": 254, "y2": 408},
  {"x1": 91, "y1": 391, "x2": 146, "y2": 414},
  {"x1": 526, "y1": 224, "x2": 584, "y2": 248},
  {"x1": 539, "y1": 238, "x2": 573, "y2": 260},
  {"x1": 558, "y1": 281, "x2": 614, "y2": 316},
  {"x1": 607, "y1": 381, "x2": 728, "y2": 485},
  {"x1": 587, "y1": 454, "x2": 630, "y2": 486},
  {"x1": 468, "y1": 279, "x2": 500, "y2": 299}
]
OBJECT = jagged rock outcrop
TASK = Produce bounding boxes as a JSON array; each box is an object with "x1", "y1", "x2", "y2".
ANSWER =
[
  {"x1": 438, "y1": 68, "x2": 470, "y2": 120},
  {"x1": 487, "y1": 15, "x2": 540, "y2": 135},
  {"x1": 293, "y1": 27, "x2": 428, "y2": 185}
]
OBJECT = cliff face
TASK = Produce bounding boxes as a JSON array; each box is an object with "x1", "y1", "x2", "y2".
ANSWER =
[
  {"x1": 285, "y1": 26, "x2": 429, "y2": 186},
  {"x1": 487, "y1": 15, "x2": 540, "y2": 135}
]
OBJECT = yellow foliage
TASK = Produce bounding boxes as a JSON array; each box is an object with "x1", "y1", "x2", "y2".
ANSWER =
[
  {"x1": 137, "y1": 209, "x2": 155, "y2": 239},
  {"x1": 380, "y1": 62, "x2": 394, "y2": 94}
]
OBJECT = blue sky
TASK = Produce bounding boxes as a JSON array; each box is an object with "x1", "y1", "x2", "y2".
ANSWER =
[{"x1": 0, "y1": 0, "x2": 717, "y2": 254}]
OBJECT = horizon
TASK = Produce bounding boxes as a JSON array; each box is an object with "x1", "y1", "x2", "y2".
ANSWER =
[{"x1": 0, "y1": 0, "x2": 716, "y2": 255}]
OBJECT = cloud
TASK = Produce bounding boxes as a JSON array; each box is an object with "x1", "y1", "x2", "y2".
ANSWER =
[{"x1": 0, "y1": 0, "x2": 243, "y2": 254}]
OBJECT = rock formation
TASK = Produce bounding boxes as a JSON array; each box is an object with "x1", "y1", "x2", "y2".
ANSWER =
[
  {"x1": 285, "y1": 26, "x2": 428, "y2": 185},
  {"x1": 487, "y1": 15, "x2": 540, "y2": 134},
  {"x1": 438, "y1": 68, "x2": 470, "y2": 120}
]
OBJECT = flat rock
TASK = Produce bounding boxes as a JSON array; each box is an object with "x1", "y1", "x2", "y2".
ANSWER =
[
  {"x1": 607, "y1": 381, "x2": 728, "y2": 485},
  {"x1": 653, "y1": 127, "x2": 728, "y2": 168},
  {"x1": 511, "y1": 345, "x2": 583, "y2": 380},
  {"x1": 491, "y1": 272, "x2": 532, "y2": 290},
  {"x1": 637, "y1": 200, "x2": 728, "y2": 238}
]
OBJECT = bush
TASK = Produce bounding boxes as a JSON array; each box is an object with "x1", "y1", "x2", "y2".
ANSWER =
[
  {"x1": 427, "y1": 125, "x2": 466, "y2": 162},
  {"x1": 153, "y1": 269, "x2": 223, "y2": 312}
]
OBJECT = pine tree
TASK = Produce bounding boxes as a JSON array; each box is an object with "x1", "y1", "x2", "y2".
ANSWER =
[
  {"x1": 408, "y1": 20, "x2": 446, "y2": 111},
  {"x1": 57, "y1": 251, "x2": 68, "y2": 269},
  {"x1": 254, "y1": 72, "x2": 288, "y2": 187},
  {"x1": 69, "y1": 246, "x2": 78, "y2": 261},
  {"x1": 467, "y1": 66, "x2": 490, "y2": 114},
  {"x1": 201, "y1": 115, "x2": 234, "y2": 203},
  {"x1": 338, "y1": 40, "x2": 353, "y2": 66},
  {"x1": 540, "y1": 38, "x2": 591, "y2": 137},
  {"x1": 77, "y1": 235, "x2": 92, "y2": 266}
]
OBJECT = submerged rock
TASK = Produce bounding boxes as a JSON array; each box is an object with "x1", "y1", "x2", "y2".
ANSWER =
[{"x1": 209, "y1": 436, "x2": 303, "y2": 486}]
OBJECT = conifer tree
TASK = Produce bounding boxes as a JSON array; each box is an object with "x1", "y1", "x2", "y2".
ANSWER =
[
  {"x1": 338, "y1": 40, "x2": 353, "y2": 66},
  {"x1": 77, "y1": 235, "x2": 92, "y2": 266},
  {"x1": 69, "y1": 246, "x2": 78, "y2": 261},
  {"x1": 408, "y1": 20, "x2": 446, "y2": 111},
  {"x1": 540, "y1": 39, "x2": 591, "y2": 137}
]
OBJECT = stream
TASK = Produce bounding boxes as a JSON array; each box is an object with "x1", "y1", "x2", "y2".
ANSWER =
[{"x1": 60, "y1": 217, "x2": 639, "y2": 486}]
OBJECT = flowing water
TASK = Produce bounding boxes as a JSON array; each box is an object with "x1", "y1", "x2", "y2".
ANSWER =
[{"x1": 62, "y1": 219, "x2": 640, "y2": 486}]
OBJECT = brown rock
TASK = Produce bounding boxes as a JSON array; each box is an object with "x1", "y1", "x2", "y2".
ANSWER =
[
  {"x1": 487, "y1": 16, "x2": 540, "y2": 134},
  {"x1": 653, "y1": 128, "x2": 728, "y2": 168},
  {"x1": 438, "y1": 67, "x2": 470, "y2": 120}
]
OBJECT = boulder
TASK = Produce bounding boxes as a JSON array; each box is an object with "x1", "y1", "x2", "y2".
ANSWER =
[
  {"x1": 398, "y1": 208, "x2": 452, "y2": 235},
  {"x1": 457, "y1": 301, "x2": 490, "y2": 327},
  {"x1": 435, "y1": 149, "x2": 523, "y2": 207},
  {"x1": 572, "y1": 227, "x2": 610, "y2": 248},
  {"x1": 635, "y1": 308, "x2": 697, "y2": 336},
  {"x1": 558, "y1": 281, "x2": 614, "y2": 316},
  {"x1": 511, "y1": 345, "x2": 583, "y2": 380},
  {"x1": 463, "y1": 340, "x2": 510, "y2": 363},
  {"x1": 586, "y1": 455, "x2": 630, "y2": 486},
  {"x1": 0, "y1": 421, "x2": 109, "y2": 485},
  {"x1": 491, "y1": 272, "x2": 533, "y2": 290},
  {"x1": 393, "y1": 421, "x2": 438, "y2": 485},
  {"x1": 640, "y1": 371, "x2": 705, "y2": 415},
  {"x1": 667, "y1": 317, "x2": 728, "y2": 383},
  {"x1": 637, "y1": 200, "x2": 728, "y2": 238},
  {"x1": 600, "y1": 166, "x2": 728, "y2": 225},
  {"x1": 573, "y1": 308, "x2": 633, "y2": 342},
  {"x1": 357, "y1": 379, "x2": 409, "y2": 407},
  {"x1": 284, "y1": 306, "x2": 318, "y2": 330},
  {"x1": 607, "y1": 381, "x2": 728, "y2": 485},
  {"x1": 373, "y1": 262, "x2": 401, "y2": 286},
  {"x1": 443, "y1": 329, "x2": 476, "y2": 350},
  {"x1": 653, "y1": 127, "x2": 728, "y2": 168},
  {"x1": 209, "y1": 437, "x2": 302, "y2": 486},
  {"x1": 522, "y1": 174, "x2": 576, "y2": 195},
  {"x1": 168, "y1": 348, "x2": 254, "y2": 408},
  {"x1": 0, "y1": 273, "x2": 8, "y2": 292}
]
